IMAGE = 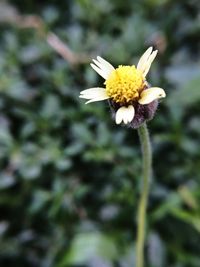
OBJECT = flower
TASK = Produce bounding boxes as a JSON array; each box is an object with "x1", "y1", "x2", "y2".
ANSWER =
[{"x1": 80, "y1": 47, "x2": 166, "y2": 128}]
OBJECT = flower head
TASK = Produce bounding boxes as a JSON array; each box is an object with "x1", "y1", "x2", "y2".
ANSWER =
[{"x1": 80, "y1": 47, "x2": 166, "y2": 128}]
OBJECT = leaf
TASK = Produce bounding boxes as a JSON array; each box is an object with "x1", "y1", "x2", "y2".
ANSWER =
[
  {"x1": 60, "y1": 232, "x2": 118, "y2": 265},
  {"x1": 171, "y1": 209, "x2": 200, "y2": 233},
  {"x1": 150, "y1": 193, "x2": 182, "y2": 221}
]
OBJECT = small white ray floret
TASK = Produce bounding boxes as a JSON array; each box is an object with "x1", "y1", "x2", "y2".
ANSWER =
[
  {"x1": 138, "y1": 87, "x2": 166, "y2": 105},
  {"x1": 97, "y1": 56, "x2": 115, "y2": 73},
  {"x1": 126, "y1": 105, "x2": 135, "y2": 122},
  {"x1": 80, "y1": 87, "x2": 107, "y2": 98},
  {"x1": 137, "y1": 47, "x2": 158, "y2": 77},
  {"x1": 90, "y1": 63, "x2": 108, "y2": 80},
  {"x1": 115, "y1": 105, "x2": 135, "y2": 125},
  {"x1": 137, "y1": 47, "x2": 153, "y2": 71},
  {"x1": 91, "y1": 56, "x2": 115, "y2": 80},
  {"x1": 115, "y1": 107, "x2": 126, "y2": 124},
  {"x1": 142, "y1": 50, "x2": 158, "y2": 77},
  {"x1": 79, "y1": 87, "x2": 109, "y2": 104}
]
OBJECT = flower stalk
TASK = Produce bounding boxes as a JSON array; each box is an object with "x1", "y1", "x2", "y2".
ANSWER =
[{"x1": 136, "y1": 122, "x2": 152, "y2": 267}]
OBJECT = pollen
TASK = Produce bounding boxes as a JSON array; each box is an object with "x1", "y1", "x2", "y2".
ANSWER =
[{"x1": 105, "y1": 65, "x2": 145, "y2": 104}]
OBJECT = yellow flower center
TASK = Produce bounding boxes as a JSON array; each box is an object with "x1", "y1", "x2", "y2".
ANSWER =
[{"x1": 105, "y1": 65, "x2": 145, "y2": 104}]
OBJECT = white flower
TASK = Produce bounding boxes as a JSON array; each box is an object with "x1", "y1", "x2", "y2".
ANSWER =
[{"x1": 80, "y1": 47, "x2": 166, "y2": 125}]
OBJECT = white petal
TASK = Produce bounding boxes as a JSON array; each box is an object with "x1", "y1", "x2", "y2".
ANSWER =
[
  {"x1": 91, "y1": 56, "x2": 115, "y2": 80},
  {"x1": 85, "y1": 95, "x2": 109, "y2": 104},
  {"x1": 115, "y1": 105, "x2": 135, "y2": 125},
  {"x1": 79, "y1": 94, "x2": 109, "y2": 100},
  {"x1": 138, "y1": 87, "x2": 166, "y2": 105},
  {"x1": 137, "y1": 47, "x2": 153, "y2": 70},
  {"x1": 137, "y1": 47, "x2": 158, "y2": 77},
  {"x1": 79, "y1": 87, "x2": 109, "y2": 104},
  {"x1": 122, "y1": 114, "x2": 128, "y2": 124},
  {"x1": 90, "y1": 63, "x2": 108, "y2": 79},
  {"x1": 143, "y1": 50, "x2": 158, "y2": 77},
  {"x1": 92, "y1": 59, "x2": 105, "y2": 70},
  {"x1": 115, "y1": 107, "x2": 126, "y2": 124},
  {"x1": 126, "y1": 105, "x2": 135, "y2": 122},
  {"x1": 96, "y1": 56, "x2": 115, "y2": 73},
  {"x1": 80, "y1": 87, "x2": 107, "y2": 98}
]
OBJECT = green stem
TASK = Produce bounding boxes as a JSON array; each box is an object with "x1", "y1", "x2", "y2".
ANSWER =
[{"x1": 136, "y1": 122, "x2": 152, "y2": 267}]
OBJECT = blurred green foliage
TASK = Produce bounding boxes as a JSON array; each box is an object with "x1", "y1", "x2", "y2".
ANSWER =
[{"x1": 0, "y1": 0, "x2": 200, "y2": 266}]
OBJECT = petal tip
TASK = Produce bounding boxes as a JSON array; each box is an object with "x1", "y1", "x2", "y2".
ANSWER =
[{"x1": 139, "y1": 87, "x2": 166, "y2": 105}]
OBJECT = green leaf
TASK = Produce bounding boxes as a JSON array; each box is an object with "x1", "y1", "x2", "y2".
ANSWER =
[{"x1": 60, "y1": 232, "x2": 118, "y2": 265}]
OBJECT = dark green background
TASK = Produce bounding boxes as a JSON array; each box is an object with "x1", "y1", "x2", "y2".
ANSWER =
[{"x1": 0, "y1": 0, "x2": 200, "y2": 266}]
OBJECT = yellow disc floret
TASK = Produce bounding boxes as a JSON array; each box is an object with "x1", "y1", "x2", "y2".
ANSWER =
[{"x1": 105, "y1": 65, "x2": 144, "y2": 104}]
